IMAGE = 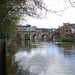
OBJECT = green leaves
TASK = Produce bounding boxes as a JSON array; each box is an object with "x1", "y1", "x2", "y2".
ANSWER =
[
  {"x1": 0, "y1": 0, "x2": 45, "y2": 38},
  {"x1": 0, "y1": 0, "x2": 18, "y2": 38}
]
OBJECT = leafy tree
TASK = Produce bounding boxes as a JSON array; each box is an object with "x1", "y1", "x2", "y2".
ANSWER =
[
  {"x1": 0, "y1": 0, "x2": 19, "y2": 38},
  {"x1": 0, "y1": 0, "x2": 75, "y2": 38},
  {"x1": 0, "y1": 0, "x2": 45, "y2": 38}
]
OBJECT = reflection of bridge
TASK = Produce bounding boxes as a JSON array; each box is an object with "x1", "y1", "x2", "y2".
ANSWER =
[{"x1": 14, "y1": 31, "x2": 59, "y2": 40}]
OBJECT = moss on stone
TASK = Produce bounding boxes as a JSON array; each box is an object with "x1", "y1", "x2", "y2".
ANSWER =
[{"x1": 5, "y1": 41, "x2": 14, "y2": 75}]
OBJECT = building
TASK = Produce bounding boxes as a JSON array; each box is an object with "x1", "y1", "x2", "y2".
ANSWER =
[
  {"x1": 26, "y1": 24, "x2": 32, "y2": 31},
  {"x1": 57, "y1": 23, "x2": 75, "y2": 37},
  {"x1": 35, "y1": 28, "x2": 42, "y2": 32},
  {"x1": 31, "y1": 26, "x2": 37, "y2": 31},
  {"x1": 63, "y1": 23, "x2": 71, "y2": 36},
  {"x1": 70, "y1": 24, "x2": 75, "y2": 37},
  {"x1": 57, "y1": 23, "x2": 72, "y2": 37},
  {"x1": 58, "y1": 26, "x2": 64, "y2": 35},
  {"x1": 16, "y1": 25, "x2": 26, "y2": 31},
  {"x1": 16, "y1": 24, "x2": 32, "y2": 32}
]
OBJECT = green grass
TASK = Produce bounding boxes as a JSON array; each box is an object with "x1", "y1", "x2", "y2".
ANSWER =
[
  {"x1": 61, "y1": 36, "x2": 75, "y2": 42},
  {"x1": 11, "y1": 37, "x2": 17, "y2": 41},
  {"x1": 5, "y1": 41, "x2": 14, "y2": 75},
  {"x1": 0, "y1": 39, "x2": 4, "y2": 42}
]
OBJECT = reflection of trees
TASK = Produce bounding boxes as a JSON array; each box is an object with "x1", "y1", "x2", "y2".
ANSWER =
[
  {"x1": 15, "y1": 69, "x2": 31, "y2": 75},
  {"x1": 8, "y1": 41, "x2": 22, "y2": 56},
  {"x1": 58, "y1": 42, "x2": 75, "y2": 57}
]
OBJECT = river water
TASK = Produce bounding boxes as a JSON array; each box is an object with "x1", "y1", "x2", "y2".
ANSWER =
[{"x1": 8, "y1": 39, "x2": 75, "y2": 75}]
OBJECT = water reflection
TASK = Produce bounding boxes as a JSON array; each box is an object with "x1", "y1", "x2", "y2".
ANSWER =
[
  {"x1": 57, "y1": 42, "x2": 75, "y2": 58},
  {"x1": 8, "y1": 40, "x2": 75, "y2": 75}
]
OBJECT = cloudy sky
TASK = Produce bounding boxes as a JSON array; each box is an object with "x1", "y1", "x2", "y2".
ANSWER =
[{"x1": 20, "y1": 0, "x2": 75, "y2": 28}]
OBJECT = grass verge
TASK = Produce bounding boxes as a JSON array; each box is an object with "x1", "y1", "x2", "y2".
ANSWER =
[
  {"x1": 5, "y1": 41, "x2": 14, "y2": 75},
  {"x1": 61, "y1": 37, "x2": 75, "y2": 42}
]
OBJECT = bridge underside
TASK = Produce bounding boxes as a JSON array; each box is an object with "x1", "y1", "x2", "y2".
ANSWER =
[{"x1": 14, "y1": 31, "x2": 49, "y2": 40}]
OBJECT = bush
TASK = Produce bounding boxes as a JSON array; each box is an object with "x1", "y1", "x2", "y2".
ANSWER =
[
  {"x1": 61, "y1": 37, "x2": 75, "y2": 42},
  {"x1": 11, "y1": 37, "x2": 17, "y2": 41}
]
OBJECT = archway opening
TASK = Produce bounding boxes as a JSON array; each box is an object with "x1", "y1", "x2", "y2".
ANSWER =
[
  {"x1": 42, "y1": 34, "x2": 47, "y2": 41},
  {"x1": 33, "y1": 34, "x2": 38, "y2": 42},
  {"x1": 33, "y1": 34, "x2": 38, "y2": 39},
  {"x1": 16, "y1": 34, "x2": 21, "y2": 40},
  {"x1": 52, "y1": 33, "x2": 61, "y2": 42},
  {"x1": 25, "y1": 34, "x2": 30, "y2": 40}
]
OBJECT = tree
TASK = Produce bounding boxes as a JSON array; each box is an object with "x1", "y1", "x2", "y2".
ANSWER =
[
  {"x1": 0, "y1": 0, "x2": 75, "y2": 38},
  {"x1": 0, "y1": 0, "x2": 45, "y2": 38},
  {"x1": 0, "y1": 0, "x2": 19, "y2": 38}
]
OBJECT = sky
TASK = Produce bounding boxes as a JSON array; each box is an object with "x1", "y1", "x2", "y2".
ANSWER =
[{"x1": 19, "y1": 0, "x2": 75, "y2": 29}]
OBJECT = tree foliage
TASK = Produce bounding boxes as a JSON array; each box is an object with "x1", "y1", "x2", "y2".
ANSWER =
[
  {"x1": 0, "y1": 0, "x2": 19, "y2": 38},
  {"x1": 0, "y1": 0, "x2": 45, "y2": 38},
  {"x1": 0, "y1": 0, "x2": 75, "y2": 38}
]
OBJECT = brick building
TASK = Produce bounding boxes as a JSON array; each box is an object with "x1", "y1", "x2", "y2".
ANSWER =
[
  {"x1": 16, "y1": 25, "x2": 26, "y2": 31},
  {"x1": 63, "y1": 23, "x2": 71, "y2": 36},
  {"x1": 58, "y1": 26, "x2": 64, "y2": 35},
  {"x1": 57, "y1": 23, "x2": 72, "y2": 37}
]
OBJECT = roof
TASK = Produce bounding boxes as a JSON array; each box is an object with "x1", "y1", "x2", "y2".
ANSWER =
[
  {"x1": 32, "y1": 26, "x2": 37, "y2": 28},
  {"x1": 16, "y1": 25, "x2": 26, "y2": 27},
  {"x1": 26, "y1": 24, "x2": 31, "y2": 27},
  {"x1": 70, "y1": 24, "x2": 75, "y2": 28},
  {"x1": 63, "y1": 23, "x2": 70, "y2": 26}
]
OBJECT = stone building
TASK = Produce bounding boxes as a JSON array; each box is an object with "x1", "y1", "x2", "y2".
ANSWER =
[
  {"x1": 63, "y1": 23, "x2": 71, "y2": 36},
  {"x1": 58, "y1": 26, "x2": 64, "y2": 35},
  {"x1": 57, "y1": 23, "x2": 72, "y2": 37},
  {"x1": 16, "y1": 25, "x2": 26, "y2": 31},
  {"x1": 70, "y1": 24, "x2": 75, "y2": 37}
]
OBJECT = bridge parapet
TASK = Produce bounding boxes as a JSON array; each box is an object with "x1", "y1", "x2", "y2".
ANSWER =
[{"x1": 14, "y1": 31, "x2": 50, "y2": 40}]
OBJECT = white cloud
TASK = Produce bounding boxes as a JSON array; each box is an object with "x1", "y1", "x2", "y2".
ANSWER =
[{"x1": 19, "y1": 1, "x2": 75, "y2": 28}]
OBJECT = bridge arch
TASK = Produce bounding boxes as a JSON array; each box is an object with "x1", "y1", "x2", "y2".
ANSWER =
[
  {"x1": 41, "y1": 34, "x2": 48, "y2": 40},
  {"x1": 16, "y1": 34, "x2": 22, "y2": 39},
  {"x1": 24, "y1": 34, "x2": 30, "y2": 40},
  {"x1": 42, "y1": 34, "x2": 47, "y2": 39},
  {"x1": 51, "y1": 33, "x2": 61, "y2": 41},
  {"x1": 32, "y1": 34, "x2": 39, "y2": 40}
]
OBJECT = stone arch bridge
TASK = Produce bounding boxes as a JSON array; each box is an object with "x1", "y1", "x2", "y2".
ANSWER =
[{"x1": 14, "y1": 31, "x2": 60, "y2": 40}]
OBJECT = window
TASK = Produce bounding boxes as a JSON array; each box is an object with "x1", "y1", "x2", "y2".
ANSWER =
[{"x1": 66, "y1": 30, "x2": 68, "y2": 32}]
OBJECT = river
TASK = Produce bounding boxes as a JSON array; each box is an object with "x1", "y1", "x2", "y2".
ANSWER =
[{"x1": 8, "y1": 39, "x2": 75, "y2": 75}]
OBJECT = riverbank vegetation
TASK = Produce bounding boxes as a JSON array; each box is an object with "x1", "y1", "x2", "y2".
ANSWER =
[
  {"x1": 0, "y1": 0, "x2": 75, "y2": 39},
  {"x1": 61, "y1": 37, "x2": 75, "y2": 42},
  {"x1": 0, "y1": 0, "x2": 46, "y2": 39},
  {"x1": 5, "y1": 41, "x2": 14, "y2": 75},
  {"x1": 11, "y1": 37, "x2": 17, "y2": 41}
]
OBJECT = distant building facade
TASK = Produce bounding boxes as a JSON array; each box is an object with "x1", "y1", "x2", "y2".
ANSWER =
[
  {"x1": 58, "y1": 26, "x2": 64, "y2": 35},
  {"x1": 31, "y1": 26, "x2": 53, "y2": 32},
  {"x1": 16, "y1": 25, "x2": 26, "y2": 31},
  {"x1": 26, "y1": 24, "x2": 32, "y2": 31},
  {"x1": 16, "y1": 25, "x2": 53, "y2": 33},
  {"x1": 63, "y1": 23, "x2": 71, "y2": 36},
  {"x1": 70, "y1": 24, "x2": 75, "y2": 37},
  {"x1": 57, "y1": 23, "x2": 75, "y2": 37}
]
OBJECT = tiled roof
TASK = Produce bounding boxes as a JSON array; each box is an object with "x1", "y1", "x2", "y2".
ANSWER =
[
  {"x1": 63, "y1": 23, "x2": 70, "y2": 25},
  {"x1": 70, "y1": 24, "x2": 75, "y2": 27}
]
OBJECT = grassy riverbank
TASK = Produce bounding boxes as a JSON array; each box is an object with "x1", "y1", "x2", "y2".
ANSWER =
[
  {"x1": 61, "y1": 37, "x2": 75, "y2": 42},
  {"x1": 5, "y1": 41, "x2": 14, "y2": 75},
  {"x1": 11, "y1": 37, "x2": 17, "y2": 41}
]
